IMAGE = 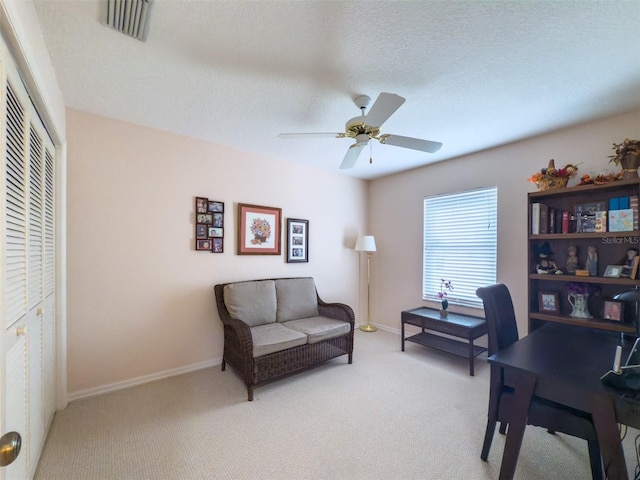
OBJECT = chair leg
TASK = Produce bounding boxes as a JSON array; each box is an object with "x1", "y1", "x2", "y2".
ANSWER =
[
  {"x1": 481, "y1": 418, "x2": 497, "y2": 461},
  {"x1": 221, "y1": 358, "x2": 226, "y2": 371},
  {"x1": 498, "y1": 421, "x2": 508, "y2": 435},
  {"x1": 587, "y1": 439, "x2": 603, "y2": 480}
]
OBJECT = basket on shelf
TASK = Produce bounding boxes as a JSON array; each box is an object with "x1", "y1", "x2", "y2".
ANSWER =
[
  {"x1": 535, "y1": 176, "x2": 569, "y2": 191},
  {"x1": 528, "y1": 159, "x2": 578, "y2": 191}
]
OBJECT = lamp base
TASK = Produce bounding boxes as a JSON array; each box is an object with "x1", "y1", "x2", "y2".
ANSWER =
[{"x1": 360, "y1": 324, "x2": 377, "y2": 332}]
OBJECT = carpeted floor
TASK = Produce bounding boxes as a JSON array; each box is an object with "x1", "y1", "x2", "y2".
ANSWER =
[{"x1": 35, "y1": 329, "x2": 640, "y2": 479}]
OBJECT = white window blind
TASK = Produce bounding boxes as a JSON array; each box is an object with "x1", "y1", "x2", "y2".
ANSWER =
[{"x1": 423, "y1": 186, "x2": 497, "y2": 309}]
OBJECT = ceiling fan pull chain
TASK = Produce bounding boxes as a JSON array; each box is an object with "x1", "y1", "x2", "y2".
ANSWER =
[{"x1": 369, "y1": 141, "x2": 373, "y2": 164}]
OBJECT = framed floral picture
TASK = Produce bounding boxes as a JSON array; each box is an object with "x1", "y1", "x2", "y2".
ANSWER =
[
  {"x1": 287, "y1": 218, "x2": 309, "y2": 263},
  {"x1": 237, "y1": 203, "x2": 282, "y2": 255}
]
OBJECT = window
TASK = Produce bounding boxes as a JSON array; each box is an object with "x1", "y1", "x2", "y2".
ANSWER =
[{"x1": 423, "y1": 186, "x2": 497, "y2": 309}]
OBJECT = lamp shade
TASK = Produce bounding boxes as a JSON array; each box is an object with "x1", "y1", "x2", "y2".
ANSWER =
[{"x1": 355, "y1": 235, "x2": 377, "y2": 252}]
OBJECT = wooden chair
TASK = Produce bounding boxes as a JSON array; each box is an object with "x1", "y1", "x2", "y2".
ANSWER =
[{"x1": 476, "y1": 284, "x2": 603, "y2": 480}]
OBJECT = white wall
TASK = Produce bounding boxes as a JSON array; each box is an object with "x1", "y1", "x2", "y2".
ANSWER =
[
  {"x1": 369, "y1": 110, "x2": 640, "y2": 336},
  {"x1": 66, "y1": 108, "x2": 368, "y2": 396}
]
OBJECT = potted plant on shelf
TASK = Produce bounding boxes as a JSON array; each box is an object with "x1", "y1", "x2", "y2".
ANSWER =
[
  {"x1": 438, "y1": 279, "x2": 453, "y2": 317},
  {"x1": 609, "y1": 139, "x2": 640, "y2": 180}
]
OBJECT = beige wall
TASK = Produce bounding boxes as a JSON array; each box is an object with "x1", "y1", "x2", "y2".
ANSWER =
[
  {"x1": 369, "y1": 109, "x2": 640, "y2": 335},
  {"x1": 66, "y1": 108, "x2": 368, "y2": 396}
]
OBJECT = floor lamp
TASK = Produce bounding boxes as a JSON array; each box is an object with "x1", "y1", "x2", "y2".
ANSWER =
[{"x1": 355, "y1": 235, "x2": 377, "y2": 332}]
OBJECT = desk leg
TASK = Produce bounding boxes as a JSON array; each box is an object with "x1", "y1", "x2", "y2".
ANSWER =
[
  {"x1": 469, "y1": 338, "x2": 475, "y2": 376},
  {"x1": 499, "y1": 373, "x2": 536, "y2": 480},
  {"x1": 401, "y1": 321, "x2": 405, "y2": 351},
  {"x1": 592, "y1": 394, "x2": 628, "y2": 480}
]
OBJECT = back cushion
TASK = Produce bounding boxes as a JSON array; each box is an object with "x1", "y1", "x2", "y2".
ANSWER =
[
  {"x1": 223, "y1": 280, "x2": 277, "y2": 326},
  {"x1": 275, "y1": 278, "x2": 319, "y2": 322}
]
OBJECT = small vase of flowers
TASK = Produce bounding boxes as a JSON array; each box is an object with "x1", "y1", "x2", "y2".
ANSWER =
[
  {"x1": 566, "y1": 282, "x2": 592, "y2": 319},
  {"x1": 438, "y1": 279, "x2": 453, "y2": 317}
]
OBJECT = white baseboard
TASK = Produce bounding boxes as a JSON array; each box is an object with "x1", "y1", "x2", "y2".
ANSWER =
[{"x1": 67, "y1": 357, "x2": 223, "y2": 402}]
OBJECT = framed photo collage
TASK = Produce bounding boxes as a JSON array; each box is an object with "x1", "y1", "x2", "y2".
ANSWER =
[{"x1": 195, "y1": 197, "x2": 224, "y2": 253}]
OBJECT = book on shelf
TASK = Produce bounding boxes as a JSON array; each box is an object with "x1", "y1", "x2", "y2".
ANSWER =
[
  {"x1": 554, "y1": 209, "x2": 563, "y2": 234},
  {"x1": 531, "y1": 203, "x2": 548, "y2": 235},
  {"x1": 594, "y1": 211, "x2": 607, "y2": 232},
  {"x1": 562, "y1": 211, "x2": 570, "y2": 234},
  {"x1": 631, "y1": 195, "x2": 639, "y2": 230}
]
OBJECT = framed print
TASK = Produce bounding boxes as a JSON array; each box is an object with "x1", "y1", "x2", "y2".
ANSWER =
[
  {"x1": 237, "y1": 203, "x2": 282, "y2": 255},
  {"x1": 196, "y1": 197, "x2": 209, "y2": 214},
  {"x1": 196, "y1": 224, "x2": 208, "y2": 239},
  {"x1": 209, "y1": 227, "x2": 223, "y2": 238},
  {"x1": 603, "y1": 300, "x2": 624, "y2": 322},
  {"x1": 212, "y1": 237, "x2": 223, "y2": 253},
  {"x1": 287, "y1": 218, "x2": 309, "y2": 263},
  {"x1": 196, "y1": 239, "x2": 212, "y2": 251},
  {"x1": 209, "y1": 201, "x2": 224, "y2": 213},
  {"x1": 604, "y1": 265, "x2": 623, "y2": 278},
  {"x1": 538, "y1": 291, "x2": 559, "y2": 314}
]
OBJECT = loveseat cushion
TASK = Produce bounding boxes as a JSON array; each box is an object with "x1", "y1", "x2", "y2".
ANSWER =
[
  {"x1": 275, "y1": 278, "x2": 319, "y2": 322},
  {"x1": 250, "y1": 323, "x2": 308, "y2": 357},
  {"x1": 282, "y1": 316, "x2": 350, "y2": 344},
  {"x1": 224, "y1": 280, "x2": 277, "y2": 326}
]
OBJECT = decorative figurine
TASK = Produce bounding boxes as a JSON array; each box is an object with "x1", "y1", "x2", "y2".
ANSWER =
[
  {"x1": 566, "y1": 245, "x2": 579, "y2": 274},
  {"x1": 585, "y1": 245, "x2": 598, "y2": 276},
  {"x1": 536, "y1": 242, "x2": 561, "y2": 274}
]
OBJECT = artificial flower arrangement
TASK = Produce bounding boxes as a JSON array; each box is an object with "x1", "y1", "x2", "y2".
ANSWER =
[
  {"x1": 566, "y1": 282, "x2": 590, "y2": 296},
  {"x1": 438, "y1": 279, "x2": 453, "y2": 310},
  {"x1": 609, "y1": 139, "x2": 640, "y2": 167},
  {"x1": 527, "y1": 159, "x2": 579, "y2": 191}
]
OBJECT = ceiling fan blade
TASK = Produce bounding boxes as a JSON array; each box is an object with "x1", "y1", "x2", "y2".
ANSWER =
[
  {"x1": 365, "y1": 92, "x2": 405, "y2": 128},
  {"x1": 379, "y1": 134, "x2": 443, "y2": 153},
  {"x1": 340, "y1": 142, "x2": 367, "y2": 169},
  {"x1": 278, "y1": 133, "x2": 343, "y2": 139}
]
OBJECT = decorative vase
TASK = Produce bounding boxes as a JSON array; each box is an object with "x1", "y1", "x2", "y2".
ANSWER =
[
  {"x1": 568, "y1": 293, "x2": 592, "y2": 319},
  {"x1": 439, "y1": 309, "x2": 448, "y2": 318},
  {"x1": 620, "y1": 153, "x2": 640, "y2": 180}
]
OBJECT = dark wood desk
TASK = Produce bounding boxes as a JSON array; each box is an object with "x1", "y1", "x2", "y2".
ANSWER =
[
  {"x1": 401, "y1": 307, "x2": 487, "y2": 376},
  {"x1": 489, "y1": 323, "x2": 640, "y2": 479}
]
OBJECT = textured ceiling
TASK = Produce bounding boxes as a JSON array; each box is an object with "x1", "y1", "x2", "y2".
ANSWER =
[{"x1": 32, "y1": 0, "x2": 640, "y2": 180}]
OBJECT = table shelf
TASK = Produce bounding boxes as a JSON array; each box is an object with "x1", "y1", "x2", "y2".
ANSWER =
[{"x1": 406, "y1": 332, "x2": 487, "y2": 358}]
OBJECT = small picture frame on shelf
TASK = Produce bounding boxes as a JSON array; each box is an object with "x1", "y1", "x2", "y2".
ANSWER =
[
  {"x1": 603, "y1": 300, "x2": 624, "y2": 322},
  {"x1": 603, "y1": 265, "x2": 624, "y2": 278},
  {"x1": 620, "y1": 256, "x2": 640, "y2": 279},
  {"x1": 538, "y1": 291, "x2": 560, "y2": 314}
]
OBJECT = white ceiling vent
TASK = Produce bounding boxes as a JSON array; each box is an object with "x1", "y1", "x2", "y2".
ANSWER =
[{"x1": 104, "y1": 0, "x2": 153, "y2": 41}]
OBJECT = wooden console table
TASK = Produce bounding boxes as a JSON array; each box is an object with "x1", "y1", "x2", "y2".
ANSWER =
[{"x1": 401, "y1": 307, "x2": 488, "y2": 376}]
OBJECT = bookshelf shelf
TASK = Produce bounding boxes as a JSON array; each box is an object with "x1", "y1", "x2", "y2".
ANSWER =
[{"x1": 528, "y1": 178, "x2": 640, "y2": 334}]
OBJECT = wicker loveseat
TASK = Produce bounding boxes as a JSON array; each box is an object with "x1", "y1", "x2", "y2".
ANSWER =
[{"x1": 214, "y1": 277, "x2": 355, "y2": 401}]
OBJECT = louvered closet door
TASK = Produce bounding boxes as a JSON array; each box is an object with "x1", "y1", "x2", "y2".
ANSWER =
[{"x1": 1, "y1": 44, "x2": 56, "y2": 480}]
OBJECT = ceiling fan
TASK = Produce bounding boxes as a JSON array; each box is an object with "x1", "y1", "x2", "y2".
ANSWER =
[{"x1": 278, "y1": 92, "x2": 443, "y2": 169}]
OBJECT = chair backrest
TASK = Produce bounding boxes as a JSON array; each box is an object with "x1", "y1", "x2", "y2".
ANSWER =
[{"x1": 476, "y1": 284, "x2": 519, "y2": 356}]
